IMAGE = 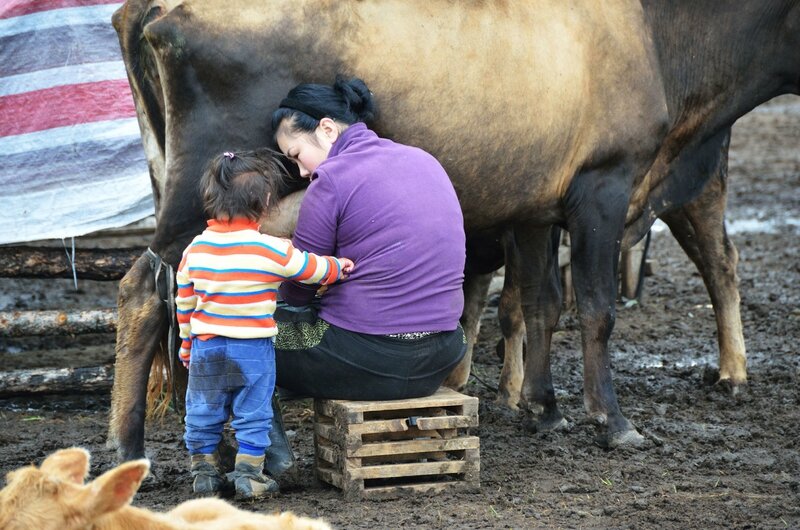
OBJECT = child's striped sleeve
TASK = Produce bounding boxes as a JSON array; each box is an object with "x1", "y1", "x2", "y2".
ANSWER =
[
  {"x1": 282, "y1": 243, "x2": 347, "y2": 286},
  {"x1": 175, "y1": 252, "x2": 196, "y2": 362}
]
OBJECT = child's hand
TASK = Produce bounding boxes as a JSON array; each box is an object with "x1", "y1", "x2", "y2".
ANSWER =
[
  {"x1": 340, "y1": 258, "x2": 355, "y2": 278},
  {"x1": 179, "y1": 348, "x2": 190, "y2": 369}
]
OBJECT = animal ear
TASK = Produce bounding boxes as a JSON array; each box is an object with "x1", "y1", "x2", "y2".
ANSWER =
[
  {"x1": 88, "y1": 460, "x2": 150, "y2": 516},
  {"x1": 40, "y1": 447, "x2": 91, "y2": 484}
]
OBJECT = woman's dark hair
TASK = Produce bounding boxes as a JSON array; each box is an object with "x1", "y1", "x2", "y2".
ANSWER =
[
  {"x1": 200, "y1": 148, "x2": 288, "y2": 222},
  {"x1": 271, "y1": 75, "x2": 377, "y2": 136}
]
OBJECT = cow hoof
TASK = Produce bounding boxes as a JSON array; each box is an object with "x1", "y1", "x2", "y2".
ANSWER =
[
  {"x1": 495, "y1": 395, "x2": 520, "y2": 411},
  {"x1": 595, "y1": 428, "x2": 646, "y2": 449},
  {"x1": 715, "y1": 378, "x2": 747, "y2": 396},
  {"x1": 116, "y1": 447, "x2": 147, "y2": 463},
  {"x1": 523, "y1": 411, "x2": 569, "y2": 433}
]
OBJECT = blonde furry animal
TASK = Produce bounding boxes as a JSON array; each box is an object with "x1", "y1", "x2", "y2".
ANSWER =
[{"x1": 0, "y1": 448, "x2": 331, "y2": 530}]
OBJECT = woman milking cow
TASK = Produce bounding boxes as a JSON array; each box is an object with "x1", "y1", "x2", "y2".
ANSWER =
[{"x1": 176, "y1": 75, "x2": 468, "y2": 497}]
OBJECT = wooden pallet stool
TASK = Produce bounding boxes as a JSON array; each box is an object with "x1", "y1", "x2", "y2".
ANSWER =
[{"x1": 314, "y1": 386, "x2": 480, "y2": 500}]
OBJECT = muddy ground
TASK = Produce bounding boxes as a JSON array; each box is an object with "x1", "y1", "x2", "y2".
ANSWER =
[{"x1": 1, "y1": 95, "x2": 798, "y2": 529}]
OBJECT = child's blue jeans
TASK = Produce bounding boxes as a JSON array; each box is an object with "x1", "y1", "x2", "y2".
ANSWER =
[{"x1": 184, "y1": 336, "x2": 275, "y2": 456}]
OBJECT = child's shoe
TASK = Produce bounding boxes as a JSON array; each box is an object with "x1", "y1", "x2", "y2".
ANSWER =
[
  {"x1": 190, "y1": 453, "x2": 229, "y2": 495},
  {"x1": 231, "y1": 453, "x2": 279, "y2": 499}
]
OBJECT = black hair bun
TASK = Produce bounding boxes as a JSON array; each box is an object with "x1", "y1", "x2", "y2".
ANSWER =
[{"x1": 334, "y1": 75, "x2": 376, "y2": 123}]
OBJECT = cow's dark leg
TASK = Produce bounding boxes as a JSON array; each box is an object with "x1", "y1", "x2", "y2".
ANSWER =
[
  {"x1": 107, "y1": 255, "x2": 168, "y2": 461},
  {"x1": 566, "y1": 172, "x2": 643, "y2": 448},
  {"x1": 497, "y1": 229, "x2": 527, "y2": 409},
  {"x1": 517, "y1": 225, "x2": 567, "y2": 432},
  {"x1": 660, "y1": 135, "x2": 746, "y2": 391},
  {"x1": 444, "y1": 271, "x2": 493, "y2": 390}
]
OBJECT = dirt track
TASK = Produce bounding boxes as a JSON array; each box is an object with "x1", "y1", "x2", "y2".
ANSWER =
[{"x1": 1, "y1": 95, "x2": 798, "y2": 529}]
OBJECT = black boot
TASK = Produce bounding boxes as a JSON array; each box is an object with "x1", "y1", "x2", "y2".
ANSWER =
[{"x1": 264, "y1": 394, "x2": 297, "y2": 479}]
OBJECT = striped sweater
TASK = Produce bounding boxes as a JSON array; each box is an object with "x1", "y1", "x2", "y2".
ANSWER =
[{"x1": 176, "y1": 218, "x2": 347, "y2": 362}]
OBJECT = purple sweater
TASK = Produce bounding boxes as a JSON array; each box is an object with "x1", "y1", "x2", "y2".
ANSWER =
[{"x1": 279, "y1": 123, "x2": 465, "y2": 334}]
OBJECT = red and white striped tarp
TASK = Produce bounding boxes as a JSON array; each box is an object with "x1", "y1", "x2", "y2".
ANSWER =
[{"x1": 0, "y1": 0, "x2": 154, "y2": 245}]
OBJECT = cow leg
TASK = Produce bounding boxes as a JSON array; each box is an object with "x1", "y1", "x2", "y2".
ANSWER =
[
  {"x1": 444, "y1": 271, "x2": 493, "y2": 390},
  {"x1": 497, "y1": 229, "x2": 526, "y2": 409},
  {"x1": 517, "y1": 225, "x2": 567, "y2": 432},
  {"x1": 660, "y1": 140, "x2": 746, "y2": 391},
  {"x1": 107, "y1": 255, "x2": 168, "y2": 461},
  {"x1": 566, "y1": 173, "x2": 644, "y2": 448}
]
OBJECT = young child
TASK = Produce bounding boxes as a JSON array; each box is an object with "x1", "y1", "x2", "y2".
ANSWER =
[{"x1": 176, "y1": 149, "x2": 353, "y2": 499}]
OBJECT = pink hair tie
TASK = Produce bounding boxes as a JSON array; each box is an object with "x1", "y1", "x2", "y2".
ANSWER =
[{"x1": 223, "y1": 151, "x2": 235, "y2": 159}]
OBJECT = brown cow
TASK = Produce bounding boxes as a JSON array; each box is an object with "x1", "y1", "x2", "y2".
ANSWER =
[
  {"x1": 108, "y1": 0, "x2": 800, "y2": 461},
  {"x1": 0, "y1": 448, "x2": 331, "y2": 530}
]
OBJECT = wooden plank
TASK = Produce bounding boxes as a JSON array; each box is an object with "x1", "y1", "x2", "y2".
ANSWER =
[
  {"x1": 346, "y1": 412, "x2": 477, "y2": 435},
  {"x1": 414, "y1": 415, "x2": 475, "y2": 430},
  {"x1": 459, "y1": 397, "x2": 480, "y2": 419},
  {"x1": 362, "y1": 426, "x2": 441, "y2": 443},
  {"x1": 316, "y1": 466, "x2": 345, "y2": 489},
  {"x1": 316, "y1": 443, "x2": 336, "y2": 465},
  {"x1": 361, "y1": 405, "x2": 447, "y2": 420},
  {"x1": 360, "y1": 451, "x2": 450, "y2": 465},
  {"x1": 353, "y1": 436, "x2": 479, "y2": 458},
  {"x1": 316, "y1": 417, "x2": 475, "y2": 449},
  {"x1": 315, "y1": 422, "x2": 336, "y2": 438},
  {"x1": 362, "y1": 480, "x2": 479, "y2": 500},
  {"x1": 348, "y1": 418, "x2": 410, "y2": 436},
  {"x1": 346, "y1": 460, "x2": 467, "y2": 480},
  {"x1": 462, "y1": 448, "x2": 481, "y2": 482},
  {"x1": 315, "y1": 422, "x2": 364, "y2": 450},
  {"x1": 323, "y1": 387, "x2": 476, "y2": 413},
  {"x1": 315, "y1": 422, "x2": 349, "y2": 444},
  {"x1": 316, "y1": 399, "x2": 364, "y2": 425}
]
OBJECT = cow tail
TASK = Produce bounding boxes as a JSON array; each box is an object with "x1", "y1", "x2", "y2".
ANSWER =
[
  {"x1": 144, "y1": 248, "x2": 183, "y2": 420},
  {"x1": 146, "y1": 341, "x2": 173, "y2": 419}
]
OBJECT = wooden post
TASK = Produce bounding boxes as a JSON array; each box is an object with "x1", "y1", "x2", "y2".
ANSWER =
[
  {"x1": 0, "y1": 246, "x2": 143, "y2": 280},
  {"x1": 0, "y1": 309, "x2": 116, "y2": 337}
]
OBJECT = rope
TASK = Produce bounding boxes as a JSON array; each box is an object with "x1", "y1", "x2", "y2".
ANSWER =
[
  {"x1": 62, "y1": 237, "x2": 78, "y2": 290},
  {"x1": 633, "y1": 229, "x2": 652, "y2": 301},
  {"x1": 145, "y1": 248, "x2": 180, "y2": 413},
  {"x1": 469, "y1": 364, "x2": 499, "y2": 393}
]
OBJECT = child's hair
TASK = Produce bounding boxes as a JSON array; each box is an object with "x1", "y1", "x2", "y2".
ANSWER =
[{"x1": 200, "y1": 149, "x2": 287, "y2": 222}]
